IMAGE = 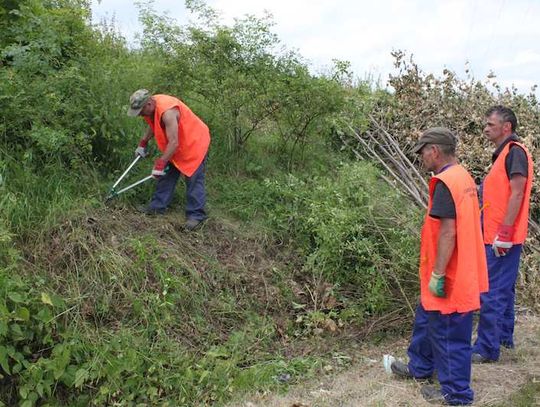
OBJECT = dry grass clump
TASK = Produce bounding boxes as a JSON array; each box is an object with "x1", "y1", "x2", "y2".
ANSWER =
[{"x1": 20, "y1": 207, "x2": 297, "y2": 342}]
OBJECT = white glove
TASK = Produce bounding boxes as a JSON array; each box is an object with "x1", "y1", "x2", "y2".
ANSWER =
[
  {"x1": 492, "y1": 236, "x2": 513, "y2": 257},
  {"x1": 492, "y1": 224, "x2": 514, "y2": 257},
  {"x1": 151, "y1": 158, "x2": 167, "y2": 178},
  {"x1": 135, "y1": 146, "x2": 148, "y2": 158}
]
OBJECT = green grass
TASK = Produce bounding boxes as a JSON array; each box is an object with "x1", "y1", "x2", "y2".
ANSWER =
[
  {"x1": 0, "y1": 132, "x2": 422, "y2": 405},
  {"x1": 494, "y1": 379, "x2": 540, "y2": 407}
]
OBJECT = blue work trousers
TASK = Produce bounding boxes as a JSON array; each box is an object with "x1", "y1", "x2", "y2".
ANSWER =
[
  {"x1": 473, "y1": 244, "x2": 522, "y2": 360},
  {"x1": 408, "y1": 304, "x2": 474, "y2": 405},
  {"x1": 149, "y1": 157, "x2": 207, "y2": 221}
]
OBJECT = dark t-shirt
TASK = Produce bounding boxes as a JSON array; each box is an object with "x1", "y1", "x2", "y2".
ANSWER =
[
  {"x1": 492, "y1": 135, "x2": 529, "y2": 179},
  {"x1": 429, "y1": 181, "x2": 456, "y2": 219},
  {"x1": 505, "y1": 146, "x2": 529, "y2": 178}
]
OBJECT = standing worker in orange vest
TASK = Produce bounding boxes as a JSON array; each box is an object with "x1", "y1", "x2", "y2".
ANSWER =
[
  {"x1": 472, "y1": 106, "x2": 534, "y2": 363},
  {"x1": 127, "y1": 89, "x2": 211, "y2": 231},
  {"x1": 391, "y1": 128, "x2": 488, "y2": 405}
]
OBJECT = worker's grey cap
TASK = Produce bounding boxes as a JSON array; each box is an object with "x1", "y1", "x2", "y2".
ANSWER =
[
  {"x1": 127, "y1": 89, "x2": 151, "y2": 117},
  {"x1": 412, "y1": 127, "x2": 457, "y2": 154}
]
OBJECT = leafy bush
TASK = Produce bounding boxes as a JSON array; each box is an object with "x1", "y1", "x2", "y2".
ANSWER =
[
  {"x1": 223, "y1": 161, "x2": 420, "y2": 315},
  {"x1": 0, "y1": 0, "x2": 154, "y2": 170},
  {"x1": 138, "y1": 2, "x2": 348, "y2": 160},
  {"x1": 0, "y1": 264, "x2": 318, "y2": 406},
  {"x1": 0, "y1": 271, "x2": 73, "y2": 406}
]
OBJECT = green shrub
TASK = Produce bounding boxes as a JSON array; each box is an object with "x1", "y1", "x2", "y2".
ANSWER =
[
  {"x1": 0, "y1": 271, "x2": 73, "y2": 407},
  {"x1": 0, "y1": 1, "x2": 157, "y2": 171},
  {"x1": 222, "y1": 161, "x2": 420, "y2": 315}
]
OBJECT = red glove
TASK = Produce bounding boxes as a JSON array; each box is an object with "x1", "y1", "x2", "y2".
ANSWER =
[
  {"x1": 492, "y1": 224, "x2": 514, "y2": 257},
  {"x1": 152, "y1": 158, "x2": 167, "y2": 177},
  {"x1": 135, "y1": 138, "x2": 149, "y2": 157}
]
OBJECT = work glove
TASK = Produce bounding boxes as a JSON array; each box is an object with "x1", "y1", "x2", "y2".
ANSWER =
[
  {"x1": 152, "y1": 158, "x2": 167, "y2": 178},
  {"x1": 428, "y1": 271, "x2": 445, "y2": 297},
  {"x1": 135, "y1": 139, "x2": 148, "y2": 158},
  {"x1": 492, "y1": 224, "x2": 514, "y2": 257}
]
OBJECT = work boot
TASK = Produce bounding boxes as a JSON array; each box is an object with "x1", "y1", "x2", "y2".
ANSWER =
[
  {"x1": 136, "y1": 205, "x2": 165, "y2": 215},
  {"x1": 471, "y1": 353, "x2": 495, "y2": 364},
  {"x1": 390, "y1": 360, "x2": 413, "y2": 379},
  {"x1": 391, "y1": 360, "x2": 433, "y2": 381},
  {"x1": 184, "y1": 218, "x2": 205, "y2": 231},
  {"x1": 421, "y1": 385, "x2": 447, "y2": 404},
  {"x1": 500, "y1": 341, "x2": 514, "y2": 349}
]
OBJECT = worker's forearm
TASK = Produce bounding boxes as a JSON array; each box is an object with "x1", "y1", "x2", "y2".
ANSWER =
[
  {"x1": 434, "y1": 231, "x2": 456, "y2": 276},
  {"x1": 161, "y1": 140, "x2": 178, "y2": 162},
  {"x1": 143, "y1": 127, "x2": 153, "y2": 142},
  {"x1": 503, "y1": 190, "x2": 524, "y2": 226}
]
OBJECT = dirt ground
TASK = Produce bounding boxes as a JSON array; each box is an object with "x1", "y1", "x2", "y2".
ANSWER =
[{"x1": 229, "y1": 313, "x2": 540, "y2": 407}]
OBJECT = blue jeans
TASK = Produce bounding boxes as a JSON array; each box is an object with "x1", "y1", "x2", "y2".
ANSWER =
[
  {"x1": 148, "y1": 157, "x2": 207, "y2": 221},
  {"x1": 408, "y1": 304, "x2": 474, "y2": 405},
  {"x1": 473, "y1": 244, "x2": 522, "y2": 360}
]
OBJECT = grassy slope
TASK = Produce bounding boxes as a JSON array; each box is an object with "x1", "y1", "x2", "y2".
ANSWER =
[
  {"x1": 15, "y1": 201, "x2": 321, "y2": 405},
  {"x1": 2, "y1": 139, "x2": 366, "y2": 405},
  {"x1": 8, "y1": 135, "x2": 537, "y2": 406}
]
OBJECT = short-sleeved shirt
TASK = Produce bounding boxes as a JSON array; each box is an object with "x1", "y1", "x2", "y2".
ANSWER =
[
  {"x1": 492, "y1": 134, "x2": 529, "y2": 179},
  {"x1": 429, "y1": 181, "x2": 456, "y2": 219}
]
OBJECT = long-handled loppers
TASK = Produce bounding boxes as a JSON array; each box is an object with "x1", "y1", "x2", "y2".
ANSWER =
[{"x1": 105, "y1": 155, "x2": 153, "y2": 203}]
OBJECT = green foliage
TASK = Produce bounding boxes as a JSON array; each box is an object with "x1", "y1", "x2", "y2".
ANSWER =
[
  {"x1": 0, "y1": 4, "x2": 375, "y2": 402},
  {"x1": 0, "y1": 263, "x2": 318, "y2": 406},
  {"x1": 222, "y1": 161, "x2": 420, "y2": 315},
  {"x1": 0, "y1": 151, "x2": 101, "y2": 241},
  {"x1": 0, "y1": 270, "x2": 72, "y2": 406},
  {"x1": 0, "y1": 160, "x2": 18, "y2": 267},
  {"x1": 138, "y1": 2, "x2": 348, "y2": 159},
  {"x1": 6, "y1": 0, "x2": 538, "y2": 405},
  {"x1": 66, "y1": 323, "x2": 319, "y2": 406},
  {"x1": 270, "y1": 63, "x2": 348, "y2": 164},
  {"x1": 0, "y1": 0, "x2": 154, "y2": 169}
]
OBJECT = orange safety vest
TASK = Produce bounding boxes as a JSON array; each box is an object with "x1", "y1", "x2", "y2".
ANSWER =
[
  {"x1": 420, "y1": 165, "x2": 488, "y2": 314},
  {"x1": 482, "y1": 141, "x2": 533, "y2": 244},
  {"x1": 144, "y1": 95, "x2": 210, "y2": 177}
]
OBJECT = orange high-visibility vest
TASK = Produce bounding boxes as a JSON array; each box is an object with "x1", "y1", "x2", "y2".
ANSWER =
[
  {"x1": 420, "y1": 165, "x2": 488, "y2": 314},
  {"x1": 482, "y1": 141, "x2": 533, "y2": 244},
  {"x1": 144, "y1": 95, "x2": 210, "y2": 177}
]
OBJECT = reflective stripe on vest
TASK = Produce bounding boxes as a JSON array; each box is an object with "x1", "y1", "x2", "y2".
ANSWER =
[
  {"x1": 482, "y1": 141, "x2": 533, "y2": 244},
  {"x1": 144, "y1": 95, "x2": 210, "y2": 177},
  {"x1": 420, "y1": 165, "x2": 488, "y2": 314}
]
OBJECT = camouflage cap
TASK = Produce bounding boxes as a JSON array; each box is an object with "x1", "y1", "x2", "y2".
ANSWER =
[
  {"x1": 127, "y1": 89, "x2": 151, "y2": 117},
  {"x1": 412, "y1": 127, "x2": 457, "y2": 154}
]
